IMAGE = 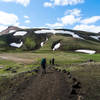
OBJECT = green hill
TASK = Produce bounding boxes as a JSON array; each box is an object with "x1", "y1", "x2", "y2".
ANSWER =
[
  {"x1": 38, "y1": 33, "x2": 100, "y2": 53},
  {"x1": 0, "y1": 28, "x2": 51, "y2": 52},
  {"x1": 0, "y1": 27, "x2": 100, "y2": 52}
]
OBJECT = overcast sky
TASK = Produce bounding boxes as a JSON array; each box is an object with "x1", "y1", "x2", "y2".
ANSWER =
[{"x1": 0, "y1": 0, "x2": 100, "y2": 33}]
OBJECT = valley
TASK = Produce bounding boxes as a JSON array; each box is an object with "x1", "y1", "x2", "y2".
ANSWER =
[{"x1": 0, "y1": 27, "x2": 100, "y2": 100}]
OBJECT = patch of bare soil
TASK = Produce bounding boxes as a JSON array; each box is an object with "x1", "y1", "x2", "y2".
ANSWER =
[
  {"x1": 6, "y1": 67, "x2": 77, "y2": 100},
  {"x1": 0, "y1": 55, "x2": 33, "y2": 64}
]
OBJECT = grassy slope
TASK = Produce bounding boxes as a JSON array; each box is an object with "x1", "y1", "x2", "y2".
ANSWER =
[
  {"x1": 1, "y1": 28, "x2": 100, "y2": 52},
  {"x1": 0, "y1": 29, "x2": 51, "y2": 52},
  {"x1": 0, "y1": 52, "x2": 100, "y2": 100},
  {"x1": 70, "y1": 64, "x2": 100, "y2": 100},
  {"x1": 0, "y1": 34, "x2": 100, "y2": 77},
  {"x1": 0, "y1": 30, "x2": 100, "y2": 99},
  {"x1": 37, "y1": 34, "x2": 100, "y2": 53},
  {"x1": 36, "y1": 35, "x2": 100, "y2": 100},
  {"x1": 58, "y1": 34, "x2": 100, "y2": 52},
  {"x1": 55, "y1": 63, "x2": 100, "y2": 100}
]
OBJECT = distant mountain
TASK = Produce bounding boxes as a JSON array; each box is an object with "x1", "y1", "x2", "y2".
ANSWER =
[
  {"x1": 0, "y1": 26, "x2": 100, "y2": 53},
  {"x1": 0, "y1": 27, "x2": 51, "y2": 51},
  {"x1": 0, "y1": 26, "x2": 21, "y2": 35}
]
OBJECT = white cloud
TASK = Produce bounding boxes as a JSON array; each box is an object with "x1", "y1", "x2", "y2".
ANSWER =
[
  {"x1": 0, "y1": 11, "x2": 19, "y2": 26},
  {"x1": 25, "y1": 20, "x2": 30, "y2": 23},
  {"x1": 46, "y1": 9, "x2": 81, "y2": 28},
  {"x1": 81, "y1": 16, "x2": 100, "y2": 24},
  {"x1": 46, "y1": 8, "x2": 100, "y2": 33},
  {"x1": 44, "y1": 0, "x2": 84, "y2": 7},
  {"x1": 65, "y1": 9, "x2": 81, "y2": 16},
  {"x1": 24, "y1": 15, "x2": 31, "y2": 24},
  {"x1": 60, "y1": 15, "x2": 80, "y2": 25},
  {"x1": 19, "y1": 25, "x2": 29, "y2": 29},
  {"x1": 46, "y1": 23, "x2": 63, "y2": 28},
  {"x1": 2, "y1": 0, "x2": 30, "y2": 7},
  {"x1": 44, "y1": 2, "x2": 53, "y2": 7},
  {"x1": 0, "y1": 10, "x2": 19, "y2": 32},
  {"x1": 0, "y1": 11, "x2": 30, "y2": 32},
  {"x1": 24, "y1": 15, "x2": 29, "y2": 19},
  {"x1": 73, "y1": 24, "x2": 100, "y2": 33},
  {"x1": 0, "y1": 25, "x2": 8, "y2": 32}
]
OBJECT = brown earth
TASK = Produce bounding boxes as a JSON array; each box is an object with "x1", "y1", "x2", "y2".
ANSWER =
[
  {"x1": 0, "y1": 26, "x2": 21, "y2": 35},
  {"x1": 0, "y1": 55, "x2": 34, "y2": 64},
  {"x1": 6, "y1": 67, "x2": 78, "y2": 100}
]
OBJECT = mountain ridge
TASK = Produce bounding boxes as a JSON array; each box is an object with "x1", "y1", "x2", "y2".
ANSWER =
[{"x1": 0, "y1": 26, "x2": 100, "y2": 53}]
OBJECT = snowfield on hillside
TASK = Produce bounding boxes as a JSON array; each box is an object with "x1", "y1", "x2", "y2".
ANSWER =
[
  {"x1": 10, "y1": 42, "x2": 23, "y2": 48},
  {"x1": 46, "y1": 37, "x2": 48, "y2": 41},
  {"x1": 40, "y1": 42, "x2": 44, "y2": 47},
  {"x1": 90, "y1": 36, "x2": 100, "y2": 40},
  {"x1": 35, "y1": 29, "x2": 56, "y2": 34},
  {"x1": 9, "y1": 30, "x2": 16, "y2": 33},
  {"x1": 13, "y1": 31, "x2": 27, "y2": 36},
  {"x1": 53, "y1": 43, "x2": 61, "y2": 51},
  {"x1": 72, "y1": 34, "x2": 84, "y2": 39},
  {"x1": 40, "y1": 37, "x2": 48, "y2": 47},
  {"x1": 75, "y1": 50, "x2": 96, "y2": 54},
  {"x1": 35, "y1": 30, "x2": 84, "y2": 39}
]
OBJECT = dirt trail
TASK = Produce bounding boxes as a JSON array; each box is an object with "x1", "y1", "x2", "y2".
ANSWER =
[{"x1": 8, "y1": 67, "x2": 77, "y2": 100}]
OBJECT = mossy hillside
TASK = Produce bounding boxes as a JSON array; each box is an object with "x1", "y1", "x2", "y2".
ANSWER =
[
  {"x1": 0, "y1": 58, "x2": 39, "y2": 78},
  {"x1": 1, "y1": 28, "x2": 100, "y2": 52},
  {"x1": 0, "y1": 29, "x2": 51, "y2": 51},
  {"x1": 37, "y1": 34, "x2": 100, "y2": 53}
]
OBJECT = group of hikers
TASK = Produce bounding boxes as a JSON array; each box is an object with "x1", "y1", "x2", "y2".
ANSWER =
[{"x1": 41, "y1": 58, "x2": 55, "y2": 74}]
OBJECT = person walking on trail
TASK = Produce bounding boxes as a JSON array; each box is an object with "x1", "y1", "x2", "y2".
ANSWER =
[
  {"x1": 50, "y1": 60, "x2": 52, "y2": 65},
  {"x1": 41, "y1": 58, "x2": 46, "y2": 74},
  {"x1": 51, "y1": 58, "x2": 55, "y2": 65}
]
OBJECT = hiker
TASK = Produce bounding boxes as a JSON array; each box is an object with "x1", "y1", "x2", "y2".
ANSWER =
[
  {"x1": 41, "y1": 58, "x2": 47, "y2": 74},
  {"x1": 50, "y1": 60, "x2": 52, "y2": 65},
  {"x1": 51, "y1": 58, "x2": 55, "y2": 65}
]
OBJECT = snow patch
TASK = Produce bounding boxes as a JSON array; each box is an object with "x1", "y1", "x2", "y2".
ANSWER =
[
  {"x1": 72, "y1": 34, "x2": 83, "y2": 39},
  {"x1": 35, "y1": 29, "x2": 56, "y2": 34},
  {"x1": 10, "y1": 42, "x2": 23, "y2": 48},
  {"x1": 75, "y1": 50, "x2": 96, "y2": 54},
  {"x1": 59, "y1": 30, "x2": 84, "y2": 39},
  {"x1": 35, "y1": 30, "x2": 84, "y2": 39},
  {"x1": 41, "y1": 42, "x2": 44, "y2": 47},
  {"x1": 40, "y1": 37, "x2": 48, "y2": 47},
  {"x1": 90, "y1": 36, "x2": 100, "y2": 40},
  {"x1": 53, "y1": 43, "x2": 61, "y2": 51},
  {"x1": 9, "y1": 30, "x2": 16, "y2": 33},
  {"x1": 46, "y1": 37, "x2": 48, "y2": 41},
  {"x1": 13, "y1": 31, "x2": 27, "y2": 36}
]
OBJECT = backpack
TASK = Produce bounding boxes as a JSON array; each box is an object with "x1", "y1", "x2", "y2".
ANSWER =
[{"x1": 41, "y1": 58, "x2": 46, "y2": 65}]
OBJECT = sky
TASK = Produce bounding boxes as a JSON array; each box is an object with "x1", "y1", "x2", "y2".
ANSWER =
[{"x1": 0, "y1": 0, "x2": 100, "y2": 33}]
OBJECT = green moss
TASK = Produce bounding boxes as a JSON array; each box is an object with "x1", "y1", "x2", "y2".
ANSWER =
[{"x1": 24, "y1": 37, "x2": 36, "y2": 50}]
